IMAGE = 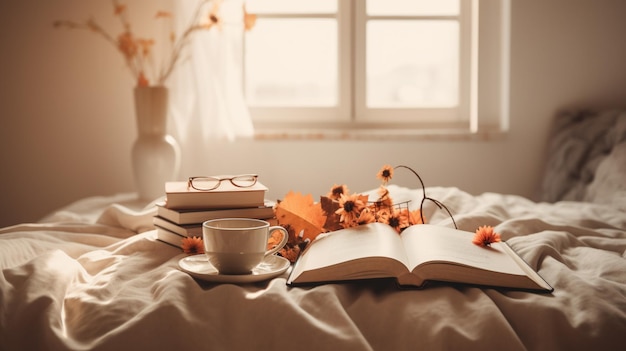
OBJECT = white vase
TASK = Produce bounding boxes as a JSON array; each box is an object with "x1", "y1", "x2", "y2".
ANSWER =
[{"x1": 132, "y1": 86, "x2": 181, "y2": 200}]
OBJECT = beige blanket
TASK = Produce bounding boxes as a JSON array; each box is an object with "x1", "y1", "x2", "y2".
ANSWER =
[{"x1": 1, "y1": 186, "x2": 624, "y2": 350}]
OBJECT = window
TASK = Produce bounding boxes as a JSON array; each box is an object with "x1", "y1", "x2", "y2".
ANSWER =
[{"x1": 244, "y1": 0, "x2": 509, "y2": 135}]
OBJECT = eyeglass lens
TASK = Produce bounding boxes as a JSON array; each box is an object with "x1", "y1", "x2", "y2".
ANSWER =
[{"x1": 191, "y1": 175, "x2": 257, "y2": 190}]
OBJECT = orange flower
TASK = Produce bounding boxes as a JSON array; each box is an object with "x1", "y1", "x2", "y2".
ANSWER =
[
  {"x1": 114, "y1": 4, "x2": 127, "y2": 16},
  {"x1": 181, "y1": 236, "x2": 205, "y2": 255},
  {"x1": 137, "y1": 71, "x2": 149, "y2": 87},
  {"x1": 336, "y1": 193, "x2": 365, "y2": 225},
  {"x1": 374, "y1": 207, "x2": 391, "y2": 224},
  {"x1": 408, "y1": 209, "x2": 426, "y2": 225},
  {"x1": 117, "y1": 31, "x2": 138, "y2": 59},
  {"x1": 388, "y1": 210, "x2": 409, "y2": 233},
  {"x1": 377, "y1": 165, "x2": 394, "y2": 184},
  {"x1": 357, "y1": 207, "x2": 376, "y2": 226},
  {"x1": 376, "y1": 185, "x2": 393, "y2": 208},
  {"x1": 327, "y1": 184, "x2": 348, "y2": 200},
  {"x1": 472, "y1": 225, "x2": 501, "y2": 247}
]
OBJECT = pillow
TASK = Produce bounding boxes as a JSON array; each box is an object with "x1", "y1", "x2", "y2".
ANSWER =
[
  {"x1": 539, "y1": 109, "x2": 626, "y2": 205},
  {"x1": 583, "y1": 141, "x2": 626, "y2": 210}
]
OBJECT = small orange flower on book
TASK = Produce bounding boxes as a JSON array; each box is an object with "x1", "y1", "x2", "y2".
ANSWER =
[
  {"x1": 182, "y1": 236, "x2": 205, "y2": 255},
  {"x1": 472, "y1": 225, "x2": 501, "y2": 247}
]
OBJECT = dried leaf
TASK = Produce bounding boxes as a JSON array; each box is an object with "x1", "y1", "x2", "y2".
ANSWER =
[
  {"x1": 274, "y1": 191, "x2": 326, "y2": 241},
  {"x1": 320, "y1": 196, "x2": 342, "y2": 232}
]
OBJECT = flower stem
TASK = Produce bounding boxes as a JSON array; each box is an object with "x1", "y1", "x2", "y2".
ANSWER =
[
  {"x1": 395, "y1": 165, "x2": 457, "y2": 229},
  {"x1": 159, "y1": 0, "x2": 211, "y2": 85}
]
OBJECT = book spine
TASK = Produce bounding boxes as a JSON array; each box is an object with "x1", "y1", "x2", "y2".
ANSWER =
[
  {"x1": 153, "y1": 216, "x2": 203, "y2": 236},
  {"x1": 155, "y1": 226, "x2": 186, "y2": 248},
  {"x1": 157, "y1": 205, "x2": 276, "y2": 225}
]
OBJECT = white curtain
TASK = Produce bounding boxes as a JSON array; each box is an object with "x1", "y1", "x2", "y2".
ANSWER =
[{"x1": 168, "y1": 0, "x2": 253, "y2": 167}]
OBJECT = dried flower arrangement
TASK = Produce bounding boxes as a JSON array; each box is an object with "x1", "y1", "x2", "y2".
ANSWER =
[
  {"x1": 269, "y1": 165, "x2": 459, "y2": 262},
  {"x1": 54, "y1": 0, "x2": 256, "y2": 87}
]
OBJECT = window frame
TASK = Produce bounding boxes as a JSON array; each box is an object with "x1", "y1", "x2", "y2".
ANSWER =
[
  {"x1": 245, "y1": 0, "x2": 510, "y2": 137},
  {"x1": 354, "y1": 0, "x2": 472, "y2": 125}
]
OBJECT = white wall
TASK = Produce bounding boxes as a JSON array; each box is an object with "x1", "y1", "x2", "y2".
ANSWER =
[{"x1": 1, "y1": 0, "x2": 626, "y2": 227}]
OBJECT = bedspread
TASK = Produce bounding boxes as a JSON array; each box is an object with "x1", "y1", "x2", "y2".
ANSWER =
[{"x1": 1, "y1": 186, "x2": 625, "y2": 351}]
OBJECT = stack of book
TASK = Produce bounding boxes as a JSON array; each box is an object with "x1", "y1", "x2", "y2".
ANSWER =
[{"x1": 154, "y1": 179, "x2": 275, "y2": 248}]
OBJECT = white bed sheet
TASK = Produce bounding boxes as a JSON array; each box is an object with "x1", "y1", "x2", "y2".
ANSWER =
[{"x1": 1, "y1": 186, "x2": 624, "y2": 351}]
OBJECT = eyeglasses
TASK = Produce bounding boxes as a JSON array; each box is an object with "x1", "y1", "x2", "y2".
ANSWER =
[{"x1": 187, "y1": 174, "x2": 258, "y2": 191}]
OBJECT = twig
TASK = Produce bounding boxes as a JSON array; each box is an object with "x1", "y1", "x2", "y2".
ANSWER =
[{"x1": 395, "y1": 165, "x2": 458, "y2": 229}]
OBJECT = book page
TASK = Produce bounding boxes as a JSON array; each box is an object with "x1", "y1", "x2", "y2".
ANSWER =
[
  {"x1": 401, "y1": 224, "x2": 527, "y2": 276},
  {"x1": 288, "y1": 223, "x2": 410, "y2": 283}
]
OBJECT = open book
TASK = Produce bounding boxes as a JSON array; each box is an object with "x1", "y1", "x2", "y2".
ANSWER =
[{"x1": 287, "y1": 223, "x2": 553, "y2": 292}]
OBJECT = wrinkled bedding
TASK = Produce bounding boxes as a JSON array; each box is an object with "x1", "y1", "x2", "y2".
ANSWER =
[{"x1": 1, "y1": 186, "x2": 625, "y2": 351}]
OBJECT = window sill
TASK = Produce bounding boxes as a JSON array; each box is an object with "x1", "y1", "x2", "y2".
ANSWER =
[{"x1": 252, "y1": 124, "x2": 507, "y2": 141}]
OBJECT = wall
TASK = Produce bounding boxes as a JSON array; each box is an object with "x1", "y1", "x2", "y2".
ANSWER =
[{"x1": 1, "y1": 0, "x2": 626, "y2": 227}]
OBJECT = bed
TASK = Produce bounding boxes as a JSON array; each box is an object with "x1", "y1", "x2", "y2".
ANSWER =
[{"x1": 1, "y1": 110, "x2": 625, "y2": 351}]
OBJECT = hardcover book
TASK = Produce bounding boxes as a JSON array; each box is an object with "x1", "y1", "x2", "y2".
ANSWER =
[
  {"x1": 156, "y1": 200, "x2": 275, "y2": 225},
  {"x1": 164, "y1": 180, "x2": 268, "y2": 210},
  {"x1": 287, "y1": 223, "x2": 553, "y2": 292},
  {"x1": 153, "y1": 216, "x2": 202, "y2": 237},
  {"x1": 155, "y1": 225, "x2": 186, "y2": 249}
]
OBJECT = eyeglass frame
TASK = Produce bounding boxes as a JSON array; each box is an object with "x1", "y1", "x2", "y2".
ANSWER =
[{"x1": 187, "y1": 174, "x2": 259, "y2": 191}]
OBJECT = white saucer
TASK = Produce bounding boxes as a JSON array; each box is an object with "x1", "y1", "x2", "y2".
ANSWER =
[{"x1": 178, "y1": 254, "x2": 290, "y2": 283}]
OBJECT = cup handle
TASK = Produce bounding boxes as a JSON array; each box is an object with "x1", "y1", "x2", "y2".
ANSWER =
[{"x1": 265, "y1": 226, "x2": 289, "y2": 256}]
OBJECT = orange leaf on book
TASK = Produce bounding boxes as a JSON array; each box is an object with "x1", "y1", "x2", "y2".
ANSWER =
[
  {"x1": 320, "y1": 196, "x2": 342, "y2": 232},
  {"x1": 275, "y1": 191, "x2": 326, "y2": 242}
]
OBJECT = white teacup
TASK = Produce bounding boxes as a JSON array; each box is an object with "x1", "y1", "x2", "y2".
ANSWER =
[{"x1": 202, "y1": 218, "x2": 289, "y2": 275}]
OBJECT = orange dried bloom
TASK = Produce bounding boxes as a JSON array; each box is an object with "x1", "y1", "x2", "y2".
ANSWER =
[
  {"x1": 137, "y1": 71, "x2": 149, "y2": 87},
  {"x1": 357, "y1": 207, "x2": 376, "y2": 226},
  {"x1": 472, "y1": 225, "x2": 501, "y2": 247},
  {"x1": 117, "y1": 31, "x2": 138, "y2": 59},
  {"x1": 388, "y1": 210, "x2": 410, "y2": 233},
  {"x1": 327, "y1": 184, "x2": 348, "y2": 201},
  {"x1": 376, "y1": 185, "x2": 393, "y2": 208},
  {"x1": 408, "y1": 209, "x2": 426, "y2": 225},
  {"x1": 181, "y1": 236, "x2": 205, "y2": 255},
  {"x1": 114, "y1": 4, "x2": 127, "y2": 16},
  {"x1": 377, "y1": 165, "x2": 394, "y2": 184},
  {"x1": 374, "y1": 207, "x2": 391, "y2": 224},
  {"x1": 336, "y1": 193, "x2": 365, "y2": 225}
]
